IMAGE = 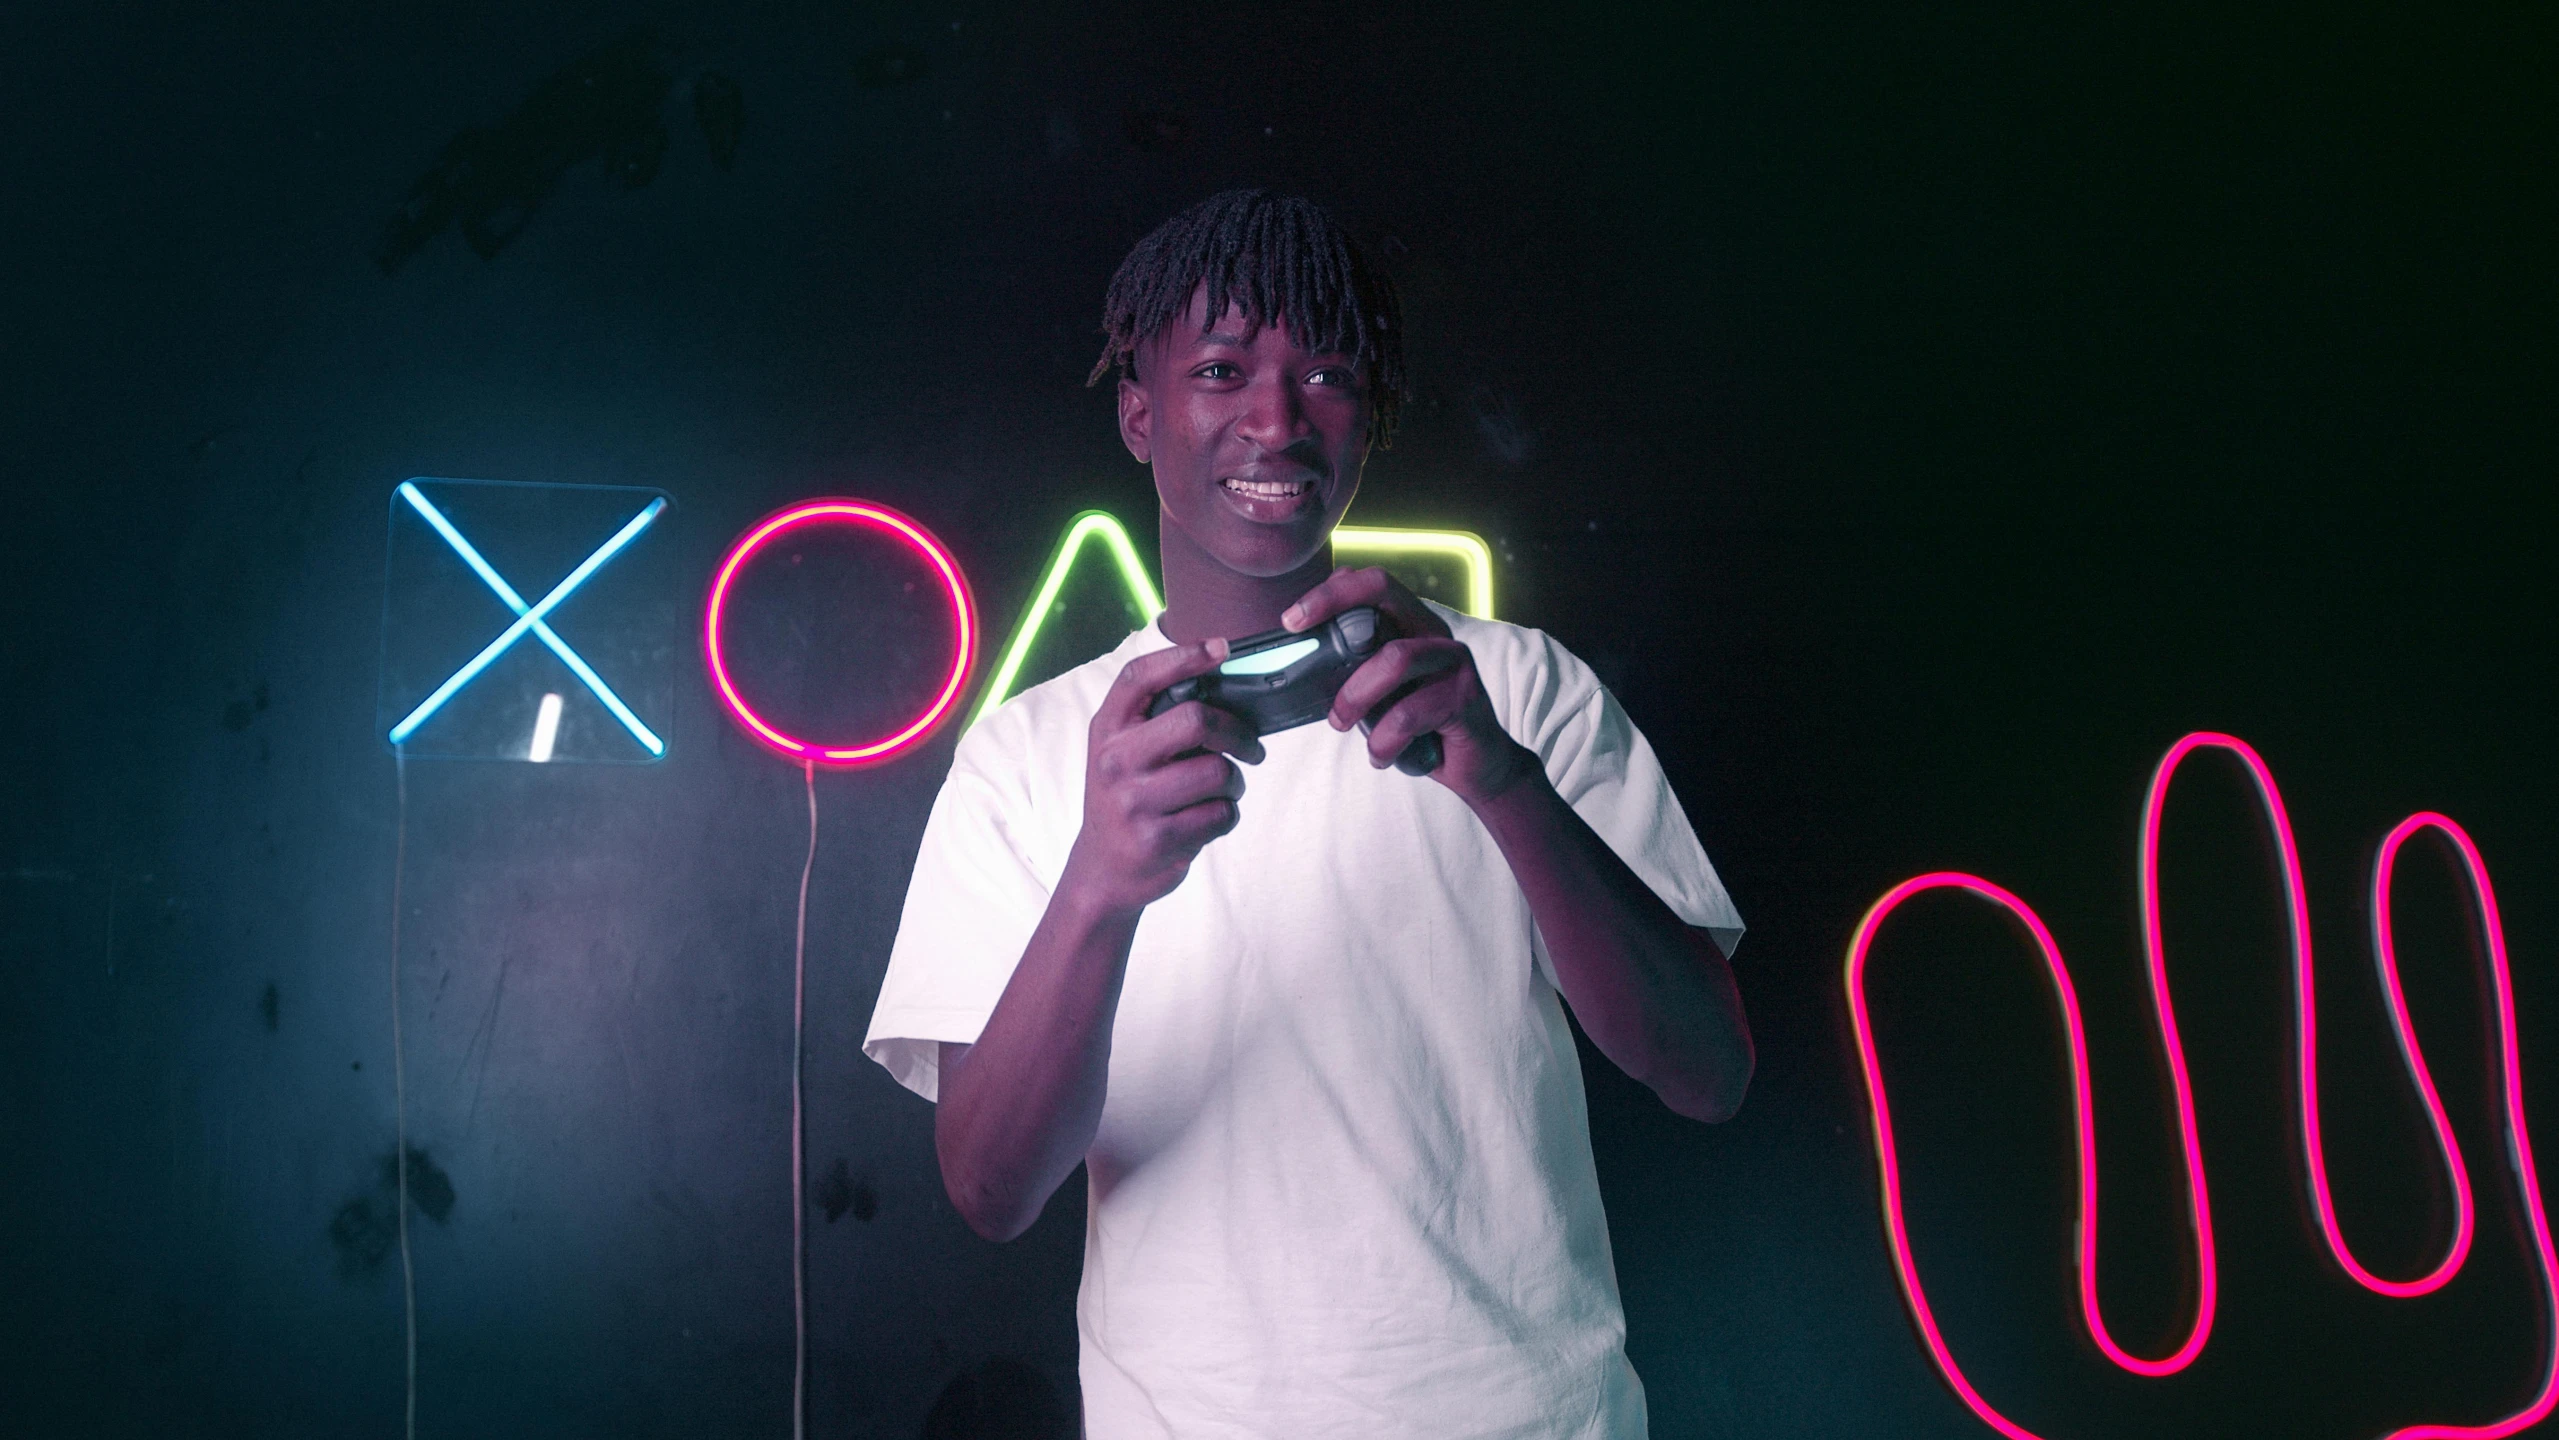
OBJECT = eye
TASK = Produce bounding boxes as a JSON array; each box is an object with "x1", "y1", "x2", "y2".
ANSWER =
[
  {"x1": 1307, "y1": 365, "x2": 1361, "y2": 387},
  {"x1": 1193, "y1": 361, "x2": 1241, "y2": 380}
]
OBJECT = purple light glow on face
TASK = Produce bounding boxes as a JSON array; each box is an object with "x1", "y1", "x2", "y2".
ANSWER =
[
  {"x1": 702, "y1": 499, "x2": 977, "y2": 767},
  {"x1": 1844, "y1": 733, "x2": 2556, "y2": 1440}
]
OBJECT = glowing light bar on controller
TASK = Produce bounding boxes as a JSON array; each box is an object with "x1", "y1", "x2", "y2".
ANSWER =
[
  {"x1": 1843, "y1": 732, "x2": 2557, "y2": 1440},
  {"x1": 1221, "y1": 638, "x2": 1319, "y2": 675},
  {"x1": 1333, "y1": 526, "x2": 1495, "y2": 620},
  {"x1": 387, "y1": 483, "x2": 667, "y2": 756}
]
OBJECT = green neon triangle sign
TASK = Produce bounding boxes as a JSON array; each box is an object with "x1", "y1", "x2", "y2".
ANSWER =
[{"x1": 969, "y1": 511, "x2": 1165, "y2": 727}]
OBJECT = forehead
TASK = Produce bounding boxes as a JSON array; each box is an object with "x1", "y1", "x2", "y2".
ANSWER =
[{"x1": 1142, "y1": 282, "x2": 1339, "y2": 360}]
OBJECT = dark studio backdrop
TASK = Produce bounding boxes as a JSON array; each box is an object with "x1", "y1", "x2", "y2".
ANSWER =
[{"x1": 4, "y1": 2, "x2": 2554, "y2": 1436}]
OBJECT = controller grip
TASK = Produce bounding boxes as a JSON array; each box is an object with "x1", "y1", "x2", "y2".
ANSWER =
[
  {"x1": 1145, "y1": 678, "x2": 1204, "y2": 719},
  {"x1": 1355, "y1": 721, "x2": 1441, "y2": 777},
  {"x1": 1393, "y1": 733, "x2": 1443, "y2": 777}
]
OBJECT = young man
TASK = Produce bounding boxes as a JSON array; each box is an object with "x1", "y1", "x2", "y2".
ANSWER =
[{"x1": 864, "y1": 189, "x2": 1750, "y2": 1439}]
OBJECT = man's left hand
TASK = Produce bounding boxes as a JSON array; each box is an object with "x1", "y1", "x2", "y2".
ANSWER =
[{"x1": 1281, "y1": 566, "x2": 1540, "y2": 806}]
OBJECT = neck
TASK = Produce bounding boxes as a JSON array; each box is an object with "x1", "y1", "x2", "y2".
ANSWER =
[{"x1": 1154, "y1": 509, "x2": 1335, "y2": 645}]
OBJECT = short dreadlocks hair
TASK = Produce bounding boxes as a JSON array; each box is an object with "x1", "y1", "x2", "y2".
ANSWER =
[{"x1": 1087, "y1": 188, "x2": 1408, "y2": 449}]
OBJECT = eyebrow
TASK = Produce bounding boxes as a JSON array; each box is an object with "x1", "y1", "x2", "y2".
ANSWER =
[{"x1": 1185, "y1": 329, "x2": 1356, "y2": 362}]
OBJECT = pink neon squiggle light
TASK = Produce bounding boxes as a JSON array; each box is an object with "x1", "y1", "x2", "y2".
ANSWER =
[
  {"x1": 1844, "y1": 733, "x2": 2558, "y2": 1440},
  {"x1": 703, "y1": 499, "x2": 978, "y2": 767},
  {"x1": 2372, "y1": 812, "x2": 2559, "y2": 1440}
]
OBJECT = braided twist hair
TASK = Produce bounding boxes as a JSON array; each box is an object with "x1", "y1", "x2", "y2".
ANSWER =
[{"x1": 1088, "y1": 188, "x2": 1407, "y2": 449}]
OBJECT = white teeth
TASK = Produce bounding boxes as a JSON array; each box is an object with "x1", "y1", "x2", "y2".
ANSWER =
[{"x1": 1223, "y1": 478, "x2": 1309, "y2": 500}]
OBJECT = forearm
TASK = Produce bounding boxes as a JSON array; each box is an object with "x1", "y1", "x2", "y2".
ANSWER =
[
  {"x1": 1467, "y1": 750, "x2": 1753, "y2": 1121},
  {"x1": 935, "y1": 855, "x2": 1142, "y2": 1241}
]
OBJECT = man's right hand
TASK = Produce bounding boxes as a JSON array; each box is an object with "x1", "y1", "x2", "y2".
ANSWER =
[
  {"x1": 937, "y1": 636, "x2": 1264, "y2": 1242},
  {"x1": 1065, "y1": 636, "x2": 1266, "y2": 914}
]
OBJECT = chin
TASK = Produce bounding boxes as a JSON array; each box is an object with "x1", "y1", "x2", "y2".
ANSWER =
[
  {"x1": 1211, "y1": 527, "x2": 1329, "y2": 579},
  {"x1": 1166, "y1": 489, "x2": 1346, "y2": 579}
]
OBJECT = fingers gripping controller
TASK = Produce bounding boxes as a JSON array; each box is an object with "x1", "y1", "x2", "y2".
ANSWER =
[
  {"x1": 1074, "y1": 639, "x2": 1266, "y2": 914},
  {"x1": 1145, "y1": 607, "x2": 1442, "y2": 776}
]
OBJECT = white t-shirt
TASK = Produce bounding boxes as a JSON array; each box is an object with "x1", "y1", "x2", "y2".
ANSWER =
[{"x1": 864, "y1": 602, "x2": 1742, "y2": 1440}]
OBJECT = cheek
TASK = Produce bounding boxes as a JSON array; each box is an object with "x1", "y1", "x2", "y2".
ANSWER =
[
  {"x1": 1152, "y1": 408, "x2": 1225, "y2": 484},
  {"x1": 1320, "y1": 399, "x2": 1372, "y2": 467},
  {"x1": 1328, "y1": 438, "x2": 1369, "y2": 502},
  {"x1": 1149, "y1": 435, "x2": 1216, "y2": 519},
  {"x1": 1143, "y1": 398, "x2": 1194, "y2": 454}
]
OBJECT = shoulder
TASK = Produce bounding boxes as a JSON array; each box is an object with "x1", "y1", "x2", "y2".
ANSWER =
[{"x1": 1431, "y1": 600, "x2": 1607, "y2": 740}]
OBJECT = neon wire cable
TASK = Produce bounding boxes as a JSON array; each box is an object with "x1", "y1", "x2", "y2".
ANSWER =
[
  {"x1": 792, "y1": 759, "x2": 815, "y2": 1440},
  {"x1": 389, "y1": 748, "x2": 416, "y2": 1440}
]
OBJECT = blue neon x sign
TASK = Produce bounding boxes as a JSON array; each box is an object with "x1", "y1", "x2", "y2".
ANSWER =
[{"x1": 387, "y1": 481, "x2": 667, "y2": 755}]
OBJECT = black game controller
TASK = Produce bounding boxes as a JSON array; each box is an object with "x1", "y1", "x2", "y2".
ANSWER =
[{"x1": 1146, "y1": 606, "x2": 1443, "y2": 776}]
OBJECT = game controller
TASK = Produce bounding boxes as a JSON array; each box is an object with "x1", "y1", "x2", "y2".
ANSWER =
[{"x1": 1146, "y1": 606, "x2": 1443, "y2": 776}]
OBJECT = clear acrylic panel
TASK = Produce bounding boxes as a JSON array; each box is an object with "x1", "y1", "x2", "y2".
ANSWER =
[{"x1": 375, "y1": 477, "x2": 678, "y2": 764}]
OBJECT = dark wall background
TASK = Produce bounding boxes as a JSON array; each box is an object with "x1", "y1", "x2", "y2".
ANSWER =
[{"x1": 4, "y1": 3, "x2": 2554, "y2": 1436}]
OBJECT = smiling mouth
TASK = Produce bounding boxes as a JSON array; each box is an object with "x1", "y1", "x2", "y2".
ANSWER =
[{"x1": 1221, "y1": 476, "x2": 1315, "y2": 501}]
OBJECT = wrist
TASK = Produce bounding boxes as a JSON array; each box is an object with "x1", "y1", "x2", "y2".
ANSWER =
[
  {"x1": 1460, "y1": 739, "x2": 1555, "y2": 820},
  {"x1": 1054, "y1": 840, "x2": 1153, "y2": 932}
]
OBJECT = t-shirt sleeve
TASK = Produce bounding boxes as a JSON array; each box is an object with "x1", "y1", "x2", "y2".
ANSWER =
[
  {"x1": 861, "y1": 717, "x2": 1055, "y2": 1104},
  {"x1": 1489, "y1": 621, "x2": 1745, "y2": 984}
]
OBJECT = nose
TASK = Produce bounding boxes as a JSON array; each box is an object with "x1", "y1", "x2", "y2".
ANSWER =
[{"x1": 1234, "y1": 371, "x2": 1310, "y2": 452}]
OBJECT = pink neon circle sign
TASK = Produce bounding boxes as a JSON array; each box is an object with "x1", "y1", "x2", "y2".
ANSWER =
[{"x1": 703, "y1": 499, "x2": 977, "y2": 766}]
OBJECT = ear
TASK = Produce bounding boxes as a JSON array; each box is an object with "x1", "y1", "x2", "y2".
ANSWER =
[{"x1": 1116, "y1": 376, "x2": 1153, "y2": 464}]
